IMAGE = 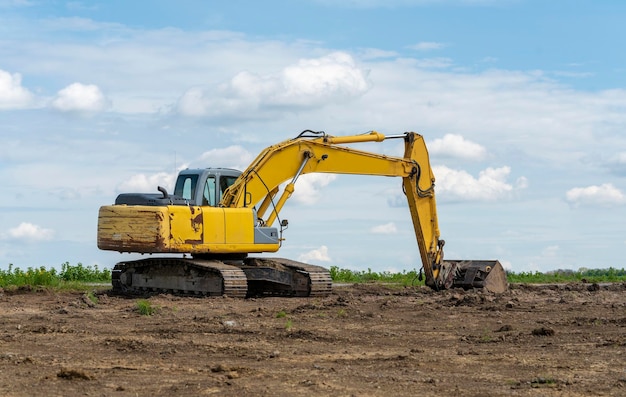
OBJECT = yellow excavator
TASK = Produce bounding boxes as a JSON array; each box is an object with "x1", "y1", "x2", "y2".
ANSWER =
[{"x1": 97, "y1": 130, "x2": 507, "y2": 297}]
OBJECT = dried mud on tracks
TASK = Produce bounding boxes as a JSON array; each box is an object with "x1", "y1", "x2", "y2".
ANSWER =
[{"x1": 0, "y1": 282, "x2": 625, "y2": 396}]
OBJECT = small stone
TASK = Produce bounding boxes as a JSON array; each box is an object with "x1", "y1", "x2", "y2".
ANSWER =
[
  {"x1": 532, "y1": 327, "x2": 555, "y2": 336},
  {"x1": 211, "y1": 364, "x2": 230, "y2": 373},
  {"x1": 495, "y1": 325, "x2": 513, "y2": 332}
]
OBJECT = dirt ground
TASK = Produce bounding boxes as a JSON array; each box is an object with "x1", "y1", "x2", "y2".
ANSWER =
[{"x1": 0, "y1": 282, "x2": 624, "y2": 397}]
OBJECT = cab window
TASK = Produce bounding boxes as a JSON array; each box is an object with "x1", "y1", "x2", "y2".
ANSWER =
[
  {"x1": 203, "y1": 176, "x2": 216, "y2": 206},
  {"x1": 174, "y1": 175, "x2": 198, "y2": 202},
  {"x1": 219, "y1": 176, "x2": 238, "y2": 200}
]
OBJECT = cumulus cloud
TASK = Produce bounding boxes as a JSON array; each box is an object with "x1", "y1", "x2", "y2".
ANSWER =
[
  {"x1": 297, "y1": 245, "x2": 331, "y2": 263},
  {"x1": 196, "y1": 146, "x2": 254, "y2": 170},
  {"x1": 291, "y1": 173, "x2": 338, "y2": 205},
  {"x1": 116, "y1": 172, "x2": 176, "y2": 193},
  {"x1": 565, "y1": 183, "x2": 626, "y2": 208},
  {"x1": 2, "y1": 222, "x2": 54, "y2": 241},
  {"x1": 370, "y1": 222, "x2": 398, "y2": 234},
  {"x1": 51, "y1": 83, "x2": 109, "y2": 112},
  {"x1": 433, "y1": 165, "x2": 526, "y2": 201},
  {"x1": 428, "y1": 134, "x2": 487, "y2": 160},
  {"x1": 0, "y1": 69, "x2": 33, "y2": 109},
  {"x1": 177, "y1": 52, "x2": 370, "y2": 117}
]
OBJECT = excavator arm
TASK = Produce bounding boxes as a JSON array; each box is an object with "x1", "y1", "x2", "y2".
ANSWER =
[{"x1": 220, "y1": 130, "x2": 447, "y2": 289}]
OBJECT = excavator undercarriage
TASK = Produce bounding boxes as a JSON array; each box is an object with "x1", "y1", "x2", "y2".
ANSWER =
[{"x1": 111, "y1": 257, "x2": 333, "y2": 298}]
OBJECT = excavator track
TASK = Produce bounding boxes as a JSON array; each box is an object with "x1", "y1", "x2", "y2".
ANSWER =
[
  {"x1": 111, "y1": 258, "x2": 248, "y2": 298},
  {"x1": 243, "y1": 257, "x2": 333, "y2": 297},
  {"x1": 111, "y1": 257, "x2": 332, "y2": 298}
]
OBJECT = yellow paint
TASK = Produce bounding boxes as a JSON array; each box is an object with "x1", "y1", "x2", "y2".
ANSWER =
[
  {"x1": 97, "y1": 205, "x2": 169, "y2": 252},
  {"x1": 98, "y1": 204, "x2": 276, "y2": 254},
  {"x1": 201, "y1": 207, "x2": 226, "y2": 244},
  {"x1": 168, "y1": 205, "x2": 203, "y2": 248},
  {"x1": 223, "y1": 208, "x2": 255, "y2": 244}
]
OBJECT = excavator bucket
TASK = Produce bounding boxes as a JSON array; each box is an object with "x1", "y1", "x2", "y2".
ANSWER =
[{"x1": 445, "y1": 260, "x2": 508, "y2": 293}]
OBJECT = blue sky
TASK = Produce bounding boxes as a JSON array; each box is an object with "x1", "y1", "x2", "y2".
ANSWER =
[{"x1": 1, "y1": 0, "x2": 625, "y2": 273}]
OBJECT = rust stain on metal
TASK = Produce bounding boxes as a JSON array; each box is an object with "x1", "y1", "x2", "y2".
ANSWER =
[
  {"x1": 187, "y1": 211, "x2": 203, "y2": 245},
  {"x1": 191, "y1": 212, "x2": 203, "y2": 232},
  {"x1": 155, "y1": 235, "x2": 167, "y2": 250}
]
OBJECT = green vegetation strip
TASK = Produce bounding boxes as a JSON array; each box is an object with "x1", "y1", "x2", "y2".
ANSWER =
[
  {"x1": 0, "y1": 262, "x2": 111, "y2": 289},
  {"x1": 506, "y1": 267, "x2": 626, "y2": 284},
  {"x1": 329, "y1": 266, "x2": 626, "y2": 285},
  {"x1": 1, "y1": 263, "x2": 624, "y2": 289},
  {"x1": 330, "y1": 266, "x2": 422, "y2": 285}
]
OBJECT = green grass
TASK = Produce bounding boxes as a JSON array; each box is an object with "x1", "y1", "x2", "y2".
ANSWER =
[
  {"x1": 507, "y1": 267, "x2": 626, "y2": 284},
  {"x1": 330, "y1": 266, "x2": 626, "y2": 285},
  {"x1": 330, "y1": 266, "x2": 421, "y2": 286},
  {"x1": 0, "y1": 262, "x2": 111, "y2": 289},
  {"x1": 136, "y1": 299, "x2": 158, "y2": 316},
  {"x1": 85, "y1": 291, "x2": 99, "y2": 305}
]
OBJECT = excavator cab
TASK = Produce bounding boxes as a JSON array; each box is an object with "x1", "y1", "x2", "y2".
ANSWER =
[{"x1": 174, "y1": 168, "x2": 241, "y2": 207}]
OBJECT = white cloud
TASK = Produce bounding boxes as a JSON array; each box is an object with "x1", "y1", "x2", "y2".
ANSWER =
[
  {"x1": 0, "y1": 69, "x2": 33, "y2": 109},
  {"x1": 2, "y1": 222, "x2": 54, "y2": 241},
  {"x1": 413, "y1": 57, "x2": 454, "y2": 68},
  {"x1": 428, "y1": 134, "x2": 487, "y2": 160},
  {"x1": 433, "y1": 165, "x2": 524, "y2": 201},
  {"x1": 297, "y1": 245, "x2": 331, "y2": 263},
  {"x1": 51, "y1": 83, "x2": 109, "y2": 112},
  {"x1": 196, "y1": 146, "x2": 254, "y2": 171},
  {"x1": 565, "y1": 183, "x2": 626, "y2": 208},
  {"x1": 409, "y1": 41, "x2": 446, "y2": 51},
  {"x1": 542, "y1": 245, "x2": 559, "y2": 257},
  {"x1": 370, "y1": 222, "x2": 398, "y2": 234},
  {"x1": 292, "y1": 173, "x2": 338, "y2": 205},
  {"x1": 116, "y1": 172, "x2": 176, "y2": 193},
  {"x1": 279, "y1": 52, "x2": 370, "y2": 102},
  {"x1": 177, "y1": 52, "x2": 370, "y2": 117}
]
